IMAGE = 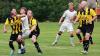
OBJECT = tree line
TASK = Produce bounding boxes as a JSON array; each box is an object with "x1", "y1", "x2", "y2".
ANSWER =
[{"x1": 0, "y1": 0, "x2": 79, "y2": 22}]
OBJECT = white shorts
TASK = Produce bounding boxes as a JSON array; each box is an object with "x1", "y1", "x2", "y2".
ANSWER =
[
  {"x1": 22, "y1": 29, "x2": 30, "y2": 39},
  {"x1": 59, "y1": 23, "x2": 74, "y2": 32}
]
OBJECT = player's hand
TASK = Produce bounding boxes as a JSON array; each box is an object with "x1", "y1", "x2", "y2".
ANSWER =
[
  {"x1": 3, "y1": 29, "x2": 7, "y2": 33},
  {"x1": 17, "y1": 35, "x2": 22, "y2": 41}
]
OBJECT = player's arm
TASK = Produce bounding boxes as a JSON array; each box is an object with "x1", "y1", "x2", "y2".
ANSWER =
[
  {"x1": 73, "y1": 13, "x2": 80, "y2": 24},
  {"x1": 59, "y1": 11, "x2": 66, "y2": 25},
  {"x1": 91, "y1": 9, "x2": 97, "y2": 21},
  {"x1": 30, "y1": 19, "x2": 37, "y2": 32},
  {"x1": 59, "y1": 17, "x2": 64, "y2": 25},
  {"x1": 3, "y1": 18, "x2": 9, "y2": 33}
]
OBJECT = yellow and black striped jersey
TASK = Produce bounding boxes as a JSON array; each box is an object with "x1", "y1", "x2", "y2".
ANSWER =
[
  {"x1": 28, "y1": 17, "x2": 40, "y2": 32},
  {"x1": 77, "y1": 8, "x2": 96, "y2": 27},
  {"x1": 5, "y1": 16, "x2": 22, "y2": 34}
]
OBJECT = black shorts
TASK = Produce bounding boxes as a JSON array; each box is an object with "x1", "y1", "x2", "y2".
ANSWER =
[
  {"x1": 85, "y1": 23, "x2": 94, "y2": 34},
  {"x1": 29, "y1": 31, "x2": 40, "y2": 38},
  {"x1": 10, "y1": 34, "x2": 18, "y2": 41},
  {"x1": 77, "y1": 24, "x2": 86, "y2": 36}
]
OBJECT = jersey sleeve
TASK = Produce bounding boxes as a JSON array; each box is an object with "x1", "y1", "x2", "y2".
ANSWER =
[
  {"x1": 62, "y1": 10, "x2": 67, "y2": 17},
  {"x1": 90, "y1": 9, "x2": 96, "y2": 16},
  {"x1": 32, "y1": 19, "x2": 37, "y2": 26},
  {"x1": 5, "y1": 18, "x2": 9, "y2": 25},
  {"x1": 77, "y1": 11, "x2": 80, "y2": 19}
]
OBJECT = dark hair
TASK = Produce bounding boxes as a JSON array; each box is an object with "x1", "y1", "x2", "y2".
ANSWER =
[
  {"x1": 20, "y1": 7, "x2": 27, "y2": 14},
  {"x1": 10, "y1": 8, "x2": 16, "y2": 16}
]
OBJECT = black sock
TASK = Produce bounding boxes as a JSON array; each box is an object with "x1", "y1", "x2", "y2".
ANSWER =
[
  {"x1": 9, "y1": 41, "x2": 14, "y2": 50},
  {"x1": 89, "y1": 36, "x2": 93, "y2": 44},
  {"x1": 18, "y1": 42, "x2": 21, "y2": 49},
  {"x1": 83, "y1": 40, "x2": 89, "y2": 51},
  {"x1": 34, "y1": 42, "x2": 42, "y2": 53},
  {"x1": 76, "y1": 34, "x2": 82, "y2": 41}
]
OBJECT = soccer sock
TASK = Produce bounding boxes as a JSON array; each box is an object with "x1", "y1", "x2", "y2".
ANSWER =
[
  {"x1": 83, "y1": 40, "x2": 89, "y2": 51},
  {"x1": 21, "y1": 41, "x2": 25, "y2": 49},
  {"x1": 54, "y1": 34, "x2": 61, "y2": 43},
  {"x1": 70, "y1": 35, "x2": 74, "y2": 45},
  {"x1": 76, "y1": 34, "x2": 82, "y2": 41},
  {"x1": 9, "y1": 41, "x2": 15, "y2": 50},
  {"x1": 34, "y1": 42, "x2": 42, "y2": 53},
  {"x1": 89, "y1": 36, "x2": 93, "y2": 44}
]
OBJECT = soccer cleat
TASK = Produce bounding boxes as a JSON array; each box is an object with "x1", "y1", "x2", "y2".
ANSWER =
[
  {"x1": 52, "y1": 42, "x2": 57, "y2": 46},
  {"x1": 21, "y1": 48, "x2": 26, "y2": 54},
  {"x1": 81, "y1": 50, "x2": 88, "y2": 54},
  {"x1": 10, "y1": 50, "x2": 14, "y2": 56}
]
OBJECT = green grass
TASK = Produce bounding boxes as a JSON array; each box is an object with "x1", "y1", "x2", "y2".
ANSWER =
[{"x1": 0, "y1": 22, "x2": 100, "y2": 56}]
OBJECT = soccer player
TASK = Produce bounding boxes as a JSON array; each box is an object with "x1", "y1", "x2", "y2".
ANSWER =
[
  {"x1": 52, "y1": 2, "x2": 77, "y2": 46},
  {"x1": 76, "y1": 3, "x2": 95, "y2": 44},
  {"x1": 27, "y1": 10, "x2": 42, "y2": 54},
  {"x1": 18, "y1": 7, "x2": 31, "y2": 54},
  {"x1": 3, "y1": 8, "x2": 22, "y2": 56},
  {"x1": 74, "y1": 1, "x2": 97, "y2": 54}
]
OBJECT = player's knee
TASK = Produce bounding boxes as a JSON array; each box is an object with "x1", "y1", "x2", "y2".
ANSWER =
[
  {"x1": 31, "y1": 35, "x2": 37, "y2": 43},
  {"x1": 58, "y1": 31, "x2": 62, "y2": 35},
  {"x1": 70, "y1": 34, "x2": 74, "y2": 37},
  {"x1": 85, "y1": 33, "x2": 90, "y2": 40},
  {"x1": 76, "y1": 29, "x2": 81, "y2": 34},
  {"x1": 9, "y1": 41, "x2": 13, "y2": 47}
]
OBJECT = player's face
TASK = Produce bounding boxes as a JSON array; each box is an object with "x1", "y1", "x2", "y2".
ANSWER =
[
  {"x1": 69, "y1": 5, "x2": 74, "y2": 10},
  {"x1": 27, "y1": 10, "x2": 32, "y2": 17},
  {"x1": 20, "y1": 9, "x2": 26, "y2": 14},
  {"x1": 11, "y1": 9, "x2": 17, "y2": 16}
]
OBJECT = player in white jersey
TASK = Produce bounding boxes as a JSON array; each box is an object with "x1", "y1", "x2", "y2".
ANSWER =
[
  {"x1": 20, "y1": 7, "x2": 30, "y2": 38},
  {"x1": 52, "y1": 2, "x2": 77, "y2": 46}
]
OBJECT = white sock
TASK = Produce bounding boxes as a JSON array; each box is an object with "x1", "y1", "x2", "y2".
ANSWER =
[
  {"x1": 54, "y1": 34, "x2": 60, "y2": 43},
  {"x1": 21, "y1": 44, "x2": 25, "y2": 49},
  {"x1": 10, "y1": 50, "x2": 14, "y2": 56},
  {"x1": 70, "y1": 37, "x2": 74, "y2": 45}
]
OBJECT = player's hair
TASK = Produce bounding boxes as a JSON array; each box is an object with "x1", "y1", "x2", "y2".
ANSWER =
[
  {"x1": 20, "y1": 7, "x2": 27, "y2": 14},
  {"x1": 68, "y1": 2, "x2": 74, "y2": 6}
]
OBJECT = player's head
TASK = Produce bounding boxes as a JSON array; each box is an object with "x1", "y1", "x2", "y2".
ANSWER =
[
  {"x1": 81, "y1": 1, "x2": 87, "y2": 8},
  {"x1": 10, "y1": 8, "x2": 17, "y2": 16},
  {"x1": 68, "y1": 2, "x2": 74, "y2": 10},
  {"x1": 20, "y1": 7, "x2": 27, "y2": 14},
  {"x1": 27, "y1": 10, "x2": 33, "y2": 18},
  {"x1": 78, "y1": 3, "x2": 82, "y2": 10}
]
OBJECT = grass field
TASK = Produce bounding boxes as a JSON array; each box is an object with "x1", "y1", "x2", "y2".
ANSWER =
[{"x1": 0, "y1": 22, "x2": 100, "y2": 56}]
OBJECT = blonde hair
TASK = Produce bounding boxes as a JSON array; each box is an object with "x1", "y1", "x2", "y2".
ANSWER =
[{"x1": 68, "y1": 2, "x2": 74, "y2": 6}]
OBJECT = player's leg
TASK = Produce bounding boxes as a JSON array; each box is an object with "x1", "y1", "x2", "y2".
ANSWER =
[
  {"x1": 69, "y1": 31, "x2": 75, "y2": 47},
  {"x1": 16, "y1": 34, "x2": 25, "y2": 54},
  {"x1": 67, "y1": 23, "x2": 75, "y2": 46},
  {"x1": 9, "y1": 34, "x2": 17, "y2": 56},
  {"x1": 52, "y1": 24, "x2": 65, "y2": 45},
  {"x1": 82, "y1": 25, "x2": 91, "y2": 54},
  {"x1": 89, "y1": 23, "x2": 94, "y2": 44},
  {"x1": 31, "y1": 35, "x2": 42, "y2": 54},
  {"x1": 76, "y1": 29, "x2": 82, "y2": 43},
  {"x1": 52, "y1": 31, "x2": 63, "y2": 45}
]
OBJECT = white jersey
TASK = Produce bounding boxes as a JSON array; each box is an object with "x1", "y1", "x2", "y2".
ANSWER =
[
  {"x1": 59, "y1": 10, "x2": 77, "y2": 32},
  {"x1": 21, "y1": 16, "x2": 30, "y2": 38},
  {"x1": 62, "y1": 10, "x2": 77, "y2": 24},
  {"x1": 21, "y1": 16, "x2": 29, "y2": 32}
]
